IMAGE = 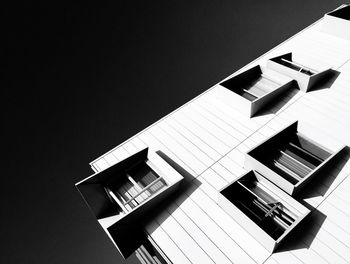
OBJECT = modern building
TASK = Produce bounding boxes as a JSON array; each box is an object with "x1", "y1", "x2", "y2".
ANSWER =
[{"x1": 77, "y1": 4, "x2": 350, "y2": 264}]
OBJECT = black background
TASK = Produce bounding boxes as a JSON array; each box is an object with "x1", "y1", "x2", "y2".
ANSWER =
[{"x1": 3, "y1": 1, "x2": 345, "y2": 263}]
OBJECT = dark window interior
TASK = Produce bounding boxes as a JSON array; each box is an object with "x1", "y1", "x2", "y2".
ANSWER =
[
  {"x1": 328, "y1": 5, "x2": 350, "y2": 20},
  {"x1": 106, "y1": 161, "x2": 167, "y2": 213},
  {"x1": 273, "y1": 56, "x2": 315, "y2": 76},
  {"x1": 257, "y1": 133, "x2": 331, "y2": 184},
  {"x1": 221, "y1": 173, "x2": 296, "y2": 240},
  {"x1": 220, "y1": 66, "x2": 279, "y2": 101}
]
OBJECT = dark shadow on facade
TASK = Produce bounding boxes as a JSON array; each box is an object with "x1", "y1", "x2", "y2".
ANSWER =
[
  {"x1": 275, "y1": 209, "x2": 327, "y2": 252},
  {"x1": 146, "y1": 150, "x2": 201, "y2": 226},
  {"x1": 295, "y1": 146, "x2": 350, "y2": 201},
  {"x1": 308, "y1": 69, "x2": 341, "y2": 92},
  {"x1": 76, "y1": 148, "x2": 187, "y2": 260},
  {"x1": 255, "y1": 69, "x2": 340, "y2": 117},
  {"x1": 107, "y1": 175, "x2": 188, "y2": 261},
  {"x1": 255, "y1": 81, "x2": 299, "y2": 117}
]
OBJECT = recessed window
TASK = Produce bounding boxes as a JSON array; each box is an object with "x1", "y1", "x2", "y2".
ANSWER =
[
  {"x1": 217, "y1": 65, "x2": 293, "y2": 117},
  {"x1": 245, "y1": 121, "x2": 344, "y2": 195},
  {"x1": 221, "y1": 67, "x2": 282, "y2": 101},
  {"x1": 76, "y1": 148, "x2": 184, "y2": 259},
  {"x1": 272, "y1": 56, "x2": 315, "y2": 76},
  {"x1": 226, "y1": 177, "x2": 295, "y2": 239},
  {"x1": 218, "y1": 170, "x2": 310, "y2": 252},
  {"x1": 267, "y1": 53, "x2": 331, "y2": 92},
  {"x1": 105, "y1": 161, "x2": 167, "y2": 214},
  {"x1": 270, "y1": 135, "x2": 325, "y2": 184}
]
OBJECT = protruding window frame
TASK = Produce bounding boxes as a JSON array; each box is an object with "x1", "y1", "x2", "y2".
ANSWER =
[
  {"x1": 218, "y1": 170, "x2": 310, "y2": 252},
  {"x1": 217, "y1": 65, "x2": 293, "y2": 117}
]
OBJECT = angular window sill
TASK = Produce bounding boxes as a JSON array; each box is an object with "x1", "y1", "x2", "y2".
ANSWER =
[
  {"x1": 76, "y1": 148, "x2": 184, "y2": 259},
  {"x1": 217, "y1": 65, "x2": 293, "y2": 117},
  {"x1": 245, "y1": 121, "x2": 345, "y2": 195},
  {"x1": 267, "y1": 52, "x2": 331, "y2": 92},
  {"x1": 218, "y1": 170, "x2": 310, "y2": 252}
]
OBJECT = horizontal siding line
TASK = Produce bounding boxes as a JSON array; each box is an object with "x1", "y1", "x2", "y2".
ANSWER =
[
  {"x1": 317, "y1": 198, "x2": 350, "y2": 236},
  {"x1": 172, "y1": 109, "x2": 231, "y2": 155},
  {"x1": 188, "y1": 181, "x2": 268, "y2": 263},
  {"x1": 289, "y1": 246, "x2": 328, "y2": 264},
  {"x1": 89, "y1": 13, "x2": 325, "y2": 169},
  {"x1": 165, "y1": 117, "x2": 222, "y2": 161},
  {"x1": 148, "y1": 125, "x2": 208, "y2": 174},
  {"x1": 123, "y1": 141, "x2": 219, "y2": 264},
  {"x1": 197, "y1": 96, "x2": 253, "y2": 134},
  {"x1": 306, "y1": 90, "x2": 350, "y2": 113},
  {"x1": 326, "y1": 193, "x2": 350, "y2": 217},
  {"x1": 336, "y1": 57, "x2": 350, "y2": 70},
  {"x1": 192, "y1": 102, "x2": 247, "y2": 141},
  {"x1": 275, "y1": 111, "x2": 349, "y2": 155},
  {"x1": 303, "y1": 31, "x2": 350, "y2": 53},
  {"x1": 290, "y1": 46, "x2": 345, "y2": 69},
  {"x1": 87, "y1": 11, "x2": 350, "y2": 264},
  {"x1": 91, "y1": 143, "x2": 194, "y2": 264},
  {"x1": 138, "y1": 130, "x2": 197, "y2": 176},
  {"x1": 297, "y1": 35, "x2": 350, "y2": 57},
  {"x1": 306, "y1": 217, "x2": 350, "y2": 259},
  {"x1": 145, "y1": 222, "x2": 193, "y2": 264},
  {"x1": 128, "y1": 127, "x2": 260, "y2": 263},
  {"x1": 306, "y1": 236, "x2": 350, "y2": 264},
  {"x1": 157, "y1": 121, "x2": 214, "y2": 166},
  {"x1": 174, "y1": 189, "x2": 258, "y2": 264},
  {"x1": 154, "y1": 209, "x2": 215, "y2": 264},
  {"x1": 167, "y1": 202, "x2": 234, "y2": 264},
  {"x1": 129, "y1": 115, "x2": 270, "y2": 262},
  {"x1": 180, "y1": 105, "x2": 240, "y2": 148},
  {"x1": 300, "y1": 96, "x2": 350, "y2": 127}
]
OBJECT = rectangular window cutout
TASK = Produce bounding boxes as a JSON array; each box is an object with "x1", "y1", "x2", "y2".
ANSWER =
[
  {"x1": 274, "y1": 58, "x2": 316, "y2": 76},
  {"x1": 267, "y1": 52, "x2": 331, "y2": 92},
  {"x1": 245, "y1": 121, "x2": 344, "y2": 195},
  {"x1": 217, "y1": 65, "x2": 293, "y2": 117},
  {"x1": 218, "y1": 170, "x2": 310, "y2": 252},
  {"x1": 106, "y1": 161, "x2": 167, "y2": 214},
  {"x1": 76, "y1": 148, "x2": 184, "y2": 259}
]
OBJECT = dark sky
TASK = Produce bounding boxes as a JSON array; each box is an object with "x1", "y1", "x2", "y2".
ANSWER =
[{"x1": 3, "y1": 1, "x2": 345, "y2": 263}]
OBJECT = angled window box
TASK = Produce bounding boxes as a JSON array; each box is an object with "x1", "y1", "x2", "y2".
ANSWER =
[
  {"x1": 76, "y1": 148, "x2": 184, "y2": 259},
  {"x1": 218, "y1": 170, "x2": 310, "y2": 252},
  {"x1": 245, "y1": 121, "x2": 344, "y2": 195},
  {"x1": 217, "y1": 65, "x2": 293, "y2": 117},
  {"x1": 266, "y1": 53, "x2": 331, "y2": 92},
  {"x1": 322, "y1": 5, "x2": 350, "y2": 40}
]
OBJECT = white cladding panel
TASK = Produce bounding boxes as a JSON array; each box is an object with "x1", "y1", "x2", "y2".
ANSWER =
[{"x1": 90, "y1": 8, "x2": 350, "y2": 264}]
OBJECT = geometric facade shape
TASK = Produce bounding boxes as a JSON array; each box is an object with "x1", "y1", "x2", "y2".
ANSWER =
[
  {"x1": 266, "y1": 53, "x2": 331, "y2": 92},
  {"x1": 218, "y1": 170, "x2": 310, "y2": 252},
  {"x1": 84, "y1": 5, "x2": 350, "y2": 264},
  {"x1": 217, "y1": 65, "x2": 293, "y2": 117},
  {"x1": 245, "y1": 121, "x2": 345, "y2": 195},
  {"x1": 76, "y1": 148, "x2": 184, "y2": 259}
]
